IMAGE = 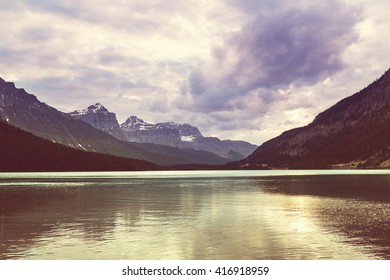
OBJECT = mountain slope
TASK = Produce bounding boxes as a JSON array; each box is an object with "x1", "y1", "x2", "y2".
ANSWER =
[
  {"x1": 0, "y1": 78, "x2": 142, "y2": 157},
  {"x1": 0, "y1": 121, "x2": 156, "y2": 172},
  {"x1": 239, "y1": 69, "x2": 390, "y2": 169},
  {"x1": 130, "y1": 142, "x2": 229, "y2": 166},
  {"x1": 0, "y1": 78, "x2": 229, "y2": 166}
]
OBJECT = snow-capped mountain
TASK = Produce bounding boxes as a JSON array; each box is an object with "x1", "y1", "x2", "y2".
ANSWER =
[
  {"x1": 0, "y1": 80, "x2": 143, "y2": 159},
  {"x1": 0, "y1": 82, "x2": 228, "y2": 166},
  {"x1": 121, "y1": 116, "x2": 157, "y2": 131},
  {"x1": 120, "y1": 116, "x2": 257, "y2": 160},
  {"x1": 67, "y1": 104, "x2": 257, "y2": 160},
  {"x1": 70, "y1": 103, "x2": 108, "y2": 115},
  {"x1": 69, "y1": 103, "x2": 125, "y2": 140},
  {"x1": 121, "y1": 116, "x2": 202, "y2": 142},
  {"x1": 121, "y1": 117, "x2": 185, "y2": 147},
  {"x1": 121, "y1": 116, "x2": 202, "y2": 139}
]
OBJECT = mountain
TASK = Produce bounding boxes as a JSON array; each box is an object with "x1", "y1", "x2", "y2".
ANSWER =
[
  {"x1": 238, "y1": 69, "x2": 390, "y2": 169},
  {"x1": 188, "y1": 137, "x2": 258, "y2": 161},
  {"x1": 0, "y1": 120, "x2": 156, "y2": 172},
  {"x1": 0, "y1": 77, "x2": 229, "y2": 166},
  {"x1": 68, "y1": 102, "x2": 257, "y2": 160},
  {"x1": 0, "y1": 77, "x2": 153, "y2": 160},
  {"x1": 69, "y1": 103, "x2": 125, "y2": 140},
  {"x1": 120, "y1": 116, "x2": 258, "y2": 160},
  {"x1": 120, "y1": 116, "x2": 184, "y2": 147}
]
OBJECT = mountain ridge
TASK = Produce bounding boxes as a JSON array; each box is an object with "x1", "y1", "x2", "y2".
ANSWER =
[
  {"x1": 70, "y1": 105, "x2": 258, "y2": 160},
  {"x1": 237, "y1": 68, "x2": 390, "y2": 169},
  {"x1": 0, "y1": 120, "x2": 157, "y2": 171},
  {"x1": 0, "y1": 78, "x2": 229, "y2": 166},
  {"x1": 4, "y1": 67, "x2": 390, "y2": 170}
]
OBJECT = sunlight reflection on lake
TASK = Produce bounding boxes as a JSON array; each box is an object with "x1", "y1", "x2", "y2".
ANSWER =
[{"x1": 1, "y1": 170, "x2": 390, "y2": 259}]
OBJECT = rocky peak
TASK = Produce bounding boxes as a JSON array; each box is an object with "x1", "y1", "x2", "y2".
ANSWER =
[
  {"x1": 70, "y1": 103, "x2": 109, "y2": 115},
  {"x1": 179, "y1": 123, "x2": 202, "y2": 137},
  {"x1": 0, "y1": 78, "x2": 41, "y2": 124},
  {"x1": 87, "y1": 103, "x2": 108, "y2": 112},
  {"x1": 121, "y1": 116, "x2": 146, "y2": 128},
  {"x1": 0, "y1": 78, "x2": 37, "y2": 101},
  {"x1": 154, "y1": 122, "x2": 202, "y2": 137},
  {"x1": 120, "y1": 116, "x2": 159, "y2": 131},
  {"x1": 69, "y1": 103, "x2": 125, "y2": 140}
]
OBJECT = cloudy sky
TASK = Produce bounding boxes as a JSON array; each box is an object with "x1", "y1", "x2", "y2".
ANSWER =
[{"x1": 1, "y1": 0, "x2": 390, "y2": 145}]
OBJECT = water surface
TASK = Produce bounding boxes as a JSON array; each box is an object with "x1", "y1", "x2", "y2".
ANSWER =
[{"x1": 1, "y1": 170, "x2": 390, "y2": 259}]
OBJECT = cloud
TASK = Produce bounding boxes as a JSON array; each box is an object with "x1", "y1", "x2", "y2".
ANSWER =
[
  {"x1": 180, "y1": 0, "x2": 362, "y2": 113},
  {"x1": 2, "y1": 0, "x2": 390, "y2": 145},
  {"x1": 0, "y1": 0, "x2": 199, "y2": 114},
  {"x1": 16, "y1": 0, "x2": 202, "y2": 35}
]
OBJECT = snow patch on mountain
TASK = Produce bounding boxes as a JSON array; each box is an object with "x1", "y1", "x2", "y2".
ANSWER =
[
  {"x1": 67, "y1": 103, "x2": 258, "y2": 160},
  {"x1": 120, "y1": 115, "x2": 257, "y2": 159},
  {"x1": 121, "y1": 116, "x2": 156, "y2": 130},
  {"x1": 70, "y1": 103, "x2": 108, "y2": 116},
  {"x1": 180, "y1": 135, "x2": 196, "y2": 142},
  {"x1": 121, "y1": 117, "x2": 202, "y2": 139}
]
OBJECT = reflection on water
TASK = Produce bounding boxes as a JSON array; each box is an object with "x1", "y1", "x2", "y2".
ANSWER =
[
  {"x1": 0, "y1": 171, "x2": 390, "y2": 259},
  {"x1": 260, "y1": 175, "x2": 390, "y2": 259}
]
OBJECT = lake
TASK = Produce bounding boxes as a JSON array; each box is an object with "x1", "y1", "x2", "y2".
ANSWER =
[{"x1": 1, "y1": 170, "x2": 390, "y2": 260}]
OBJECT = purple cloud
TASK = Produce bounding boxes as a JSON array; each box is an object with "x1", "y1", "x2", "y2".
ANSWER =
[{"x1": 181, "y1": 0, "x2": 362, "y2": 113}]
